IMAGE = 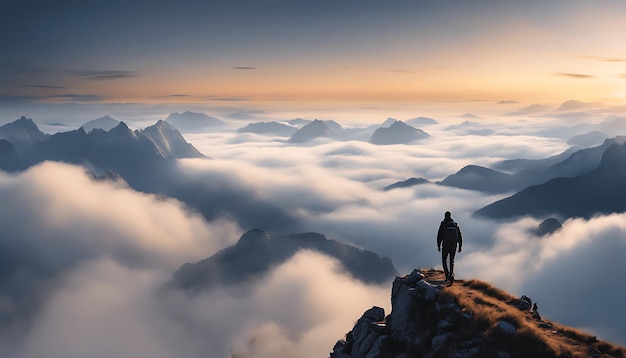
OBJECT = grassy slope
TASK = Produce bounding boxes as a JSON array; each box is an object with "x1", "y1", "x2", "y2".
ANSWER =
[{"x1": 420, "y1": 270, "x2": 625, "y2": 358}]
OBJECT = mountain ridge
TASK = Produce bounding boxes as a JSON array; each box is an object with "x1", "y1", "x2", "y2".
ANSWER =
[
  {"x1": 331, "y1": 269, "x2": 625, "y2": 357},
  {"x1": 171, "y1": 229, "x2": 398, "y2": 291},
  {"x1": 476, "y1": 141, "x2": 626, "y2": 219}
]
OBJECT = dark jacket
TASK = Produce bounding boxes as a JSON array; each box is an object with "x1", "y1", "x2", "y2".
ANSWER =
[{"x1": 437, "y1": 218, "x2": 462, "y2": 250}]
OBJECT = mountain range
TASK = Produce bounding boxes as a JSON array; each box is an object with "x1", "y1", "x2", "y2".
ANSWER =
[
  {"x1": 172, "y1": 229, "x2": 398, "y2": 291},
  {"x1": 285, "y1": 118, "x2": 431, "y2": 144},
  {"x1": 440, "y1": 136, "x2": 626, "y2": 195},
  {"x1": 0, "y1": 117, "x2": 205, "y2": 185},
  {"x1": 476, "y1": 141, "x2": 626, "y2": 219}
]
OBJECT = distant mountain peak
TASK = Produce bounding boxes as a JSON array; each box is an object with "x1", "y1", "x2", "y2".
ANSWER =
[
  {"x1": 288, "y1": 119, "x2": 333, "y2": 143},
  {"x1": 139, "y1": 120, "x2": 205, "y2": 159},
  {"x1": 81, "y1": 115, "x2": 121, "y2": 133},
  {"x1": 165, "y1": 111, "x2": 224, "y2": 132},
  {"x1": 369, "y1": 120, "x2": 429, "y2": 145},
  {"x1": 0, "y1": 116, "x2": 48, "y2": 153},
  {"x1": 110, "y1": 121, "x2": 131, "y2": 133}
]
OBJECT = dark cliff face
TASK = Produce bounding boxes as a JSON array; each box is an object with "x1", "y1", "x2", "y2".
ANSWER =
[{"x1": 331, "y1": 269, "x2": 625, "y2": 358}]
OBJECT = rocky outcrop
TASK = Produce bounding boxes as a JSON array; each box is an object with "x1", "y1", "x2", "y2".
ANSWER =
[
  {"x1": 331, "y1": 269, "x2": 477, "y2": 358},
  {"x1": 330, "y1": 269, "x2": 625, "y2": 358}
]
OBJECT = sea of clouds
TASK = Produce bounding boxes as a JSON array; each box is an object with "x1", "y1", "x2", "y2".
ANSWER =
[{"x1": 1, "y1": 104, "x2": 626, "y2": 356}]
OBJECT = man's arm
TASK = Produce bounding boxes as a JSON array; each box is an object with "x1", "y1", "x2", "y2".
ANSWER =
[
  {"x1": 457, "y1": 224, "x2": 463, "y2": 252},
  {"x1": 437, "y1": 222, "x2": 443, "y2": 250}
]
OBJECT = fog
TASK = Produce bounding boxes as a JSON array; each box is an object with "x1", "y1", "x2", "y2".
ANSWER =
[
  {"x1": 461, "y1": 215, "x2": 626, "y2": 344},
  {"x1": 2, "y1": 103, "x2": 626, "y2": 356}
]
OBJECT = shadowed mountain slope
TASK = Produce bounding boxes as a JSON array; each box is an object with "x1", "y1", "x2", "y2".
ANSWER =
[
  {"x1": 0, "y1": 118, "x2": 205, "y2": 187},
  {"x1": 139, "y1": 120, "x2": 206, "y2": 159},
  {"x1": 172, "y1": 229, "x2": 398, "y2": 291},
  {"x1": 331, "y1": 269, "x2": 625, "y2": 358},
  {"x1": 443, "y1": 137, "x2": 626, "y2": 195},
  {"x1": 476, "y1": 142, "x2": 626, "y2": 219}
]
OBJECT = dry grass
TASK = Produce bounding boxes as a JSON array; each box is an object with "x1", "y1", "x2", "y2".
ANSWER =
[
  {"x1": 463, "y1": 279, "x2": 518, "y2": 303},
  {"x1": 441, "y1": 278, "x2": 626, "y2": 358}
]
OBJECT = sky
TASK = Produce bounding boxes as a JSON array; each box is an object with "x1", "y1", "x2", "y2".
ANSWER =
[
  {"x1": 2, "y1": 1, "x2": 626, "y2": 357},
  {"x1": 2, "y1": 0, "x2": 626, "y2": 116}
]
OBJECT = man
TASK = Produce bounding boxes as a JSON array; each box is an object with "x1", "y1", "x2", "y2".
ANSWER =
[{"x1": 437, "y1": 211, "x2": 462, "y2": 285}]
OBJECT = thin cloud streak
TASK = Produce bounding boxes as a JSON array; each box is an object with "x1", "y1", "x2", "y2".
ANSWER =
[
  {"x1": 23, "y1": 84, "x2": 65, "y2": 89},
  {"x1": 579, "y1": 55, "x2": 626, "y2": 63},
  {"x1": 557, "y1": 72, "x2": 594, "y2": 79},
  {"x1": 77, "y1": 70, "x2": 138, "y2": 80}
]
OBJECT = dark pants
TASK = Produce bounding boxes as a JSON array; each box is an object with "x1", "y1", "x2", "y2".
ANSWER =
[{"x1": 442, "y1": 248, "x2": 456, "y2": 279}]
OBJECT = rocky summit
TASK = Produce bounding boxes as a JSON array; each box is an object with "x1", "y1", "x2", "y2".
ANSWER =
[{"x1": 330, "y1": 269, "x2": 625, "y2": 358}]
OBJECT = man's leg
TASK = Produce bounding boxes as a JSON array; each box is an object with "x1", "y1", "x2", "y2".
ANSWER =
[
  {"x1": 442, "y1": 250, "x2": 450, "y2": 280},
  {"x1": 448, "y1": 250, "x2": 457, "y2": 281}
]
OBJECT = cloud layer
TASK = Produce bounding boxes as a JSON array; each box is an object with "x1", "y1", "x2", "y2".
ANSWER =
[
  {"x1": 3, "y1": 105, "x2": 626, "y2": 356},
  {"x1": 0, "y1": 162, "x2": 390, "y2": 357}
]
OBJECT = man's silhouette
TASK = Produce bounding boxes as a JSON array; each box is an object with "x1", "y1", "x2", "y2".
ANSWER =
[{"x1": 437, "y1": 211, "x2": 462, "y2": 285}]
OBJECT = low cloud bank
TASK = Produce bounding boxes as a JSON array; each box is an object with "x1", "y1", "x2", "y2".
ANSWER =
[
  {"x1": 460, "y1": 215, "x2": 626, "y2": 345},
  {"x1": 19, "y1": 252, "x2": 388, "y2": 358},
  {"x1": 0, "y1": 162, "x2": 390, "y2": 357}
]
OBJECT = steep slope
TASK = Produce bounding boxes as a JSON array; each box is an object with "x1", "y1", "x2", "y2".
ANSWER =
[
  {"x1": 0, "y1": 116, "x2": 48, "y2": 153},
  {"x1": 476, "y1": 142, "x2": 626, "y2": 219},
  {"x1": 172, "y1": 229, "x2": 398, "y2": 291},
  {"x1": 139, "y1": 120, "x2": 206, "y2": 159},
  {"x1": 369, "y1": 120, "x2": 429, "y2": 145},
  {"x1": 331, "y1": 269, "x2": 625, "y2": 358},
  {"x1": 0, "y1": 139, "x2": 20, "y2": 171}
]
